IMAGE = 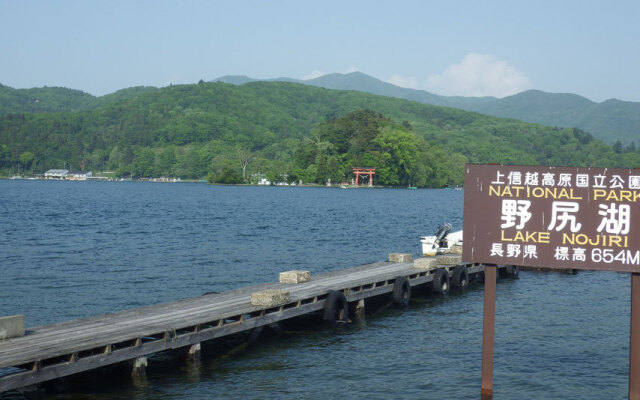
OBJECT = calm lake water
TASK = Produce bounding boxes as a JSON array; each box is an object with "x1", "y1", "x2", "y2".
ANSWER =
[{"x1": 0, "y1": 180, "x2": 631, "y2": 399}]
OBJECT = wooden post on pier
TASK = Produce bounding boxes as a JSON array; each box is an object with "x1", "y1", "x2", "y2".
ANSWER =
[
  {"x1": 131, "y1": 357, "x2": 148, "y2": 377},
  {"x1": 351, "y1": 299, "x2": 365, "y2": 319},
  {"x1": 187, "y1": 343, "x2": 202, "y2": 362}
]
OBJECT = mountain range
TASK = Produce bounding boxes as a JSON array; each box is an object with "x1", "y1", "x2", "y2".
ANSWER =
[
  {"x1": 1, "y1": 71, "x2": 639, "y2": 148},
  {"x1": 3, "y1": 75, "x2": 639, "y2": 187},
  {"x1": 213, "y1": 72, "x2": 640, "y2": 145}
]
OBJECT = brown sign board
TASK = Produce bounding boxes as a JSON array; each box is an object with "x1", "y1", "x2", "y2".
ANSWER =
[{"x1": 462, "y1": 163, "x2": 640, "y2": 273}]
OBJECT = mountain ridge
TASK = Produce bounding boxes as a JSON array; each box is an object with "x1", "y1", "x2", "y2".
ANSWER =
[
  {"x1": 3, "y1": 72, "x2": 639, "y2": 145},
  {"x1": 0, "y1": 84, "x2": 159, "y2": 113},
  {"x1": 214, "y1": 72, "x2": 640, "y2": 144}
]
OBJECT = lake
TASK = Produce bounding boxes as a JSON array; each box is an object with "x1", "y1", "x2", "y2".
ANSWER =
[{"x1": 0, "y1": 180, "x2": 630, "y2": 399}]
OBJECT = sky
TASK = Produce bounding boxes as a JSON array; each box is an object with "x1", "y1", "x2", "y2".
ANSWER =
[{"x1": 1, "y1": 0, "x2": 639, "y2": 102}]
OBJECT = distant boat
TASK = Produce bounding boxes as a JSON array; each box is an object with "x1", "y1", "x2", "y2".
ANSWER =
[{"x1": 407, "y1": 186, "x2": 417, "y2": 189}]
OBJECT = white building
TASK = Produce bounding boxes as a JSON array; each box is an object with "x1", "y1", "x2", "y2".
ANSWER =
[
  {"x1": 44, "y1": 169, "x2": 69, "y2": 179},
  {"x1": 66, "y1": 171, "x2": 93, "y2": 181}
]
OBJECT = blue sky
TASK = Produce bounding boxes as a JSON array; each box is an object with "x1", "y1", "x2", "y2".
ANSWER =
[{"x1": 1, "y1": 0, "x2": 638, "y2": 101}]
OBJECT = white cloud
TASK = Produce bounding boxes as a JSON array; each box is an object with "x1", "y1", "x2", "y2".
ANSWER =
[
  {"x1": 302, "y1": 70, "x2": 326, "y2": 80},
  {"x1": 343, "y1": 66, "x2": 360, "y2": 74},
  {"x1": 425, "y1": 53, "x2": 532, "y2": 97},
  {"x1": 386, "y1": 74, "x2": 419, "y2": 89}
]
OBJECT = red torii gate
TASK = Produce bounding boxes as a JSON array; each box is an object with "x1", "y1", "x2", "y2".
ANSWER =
[{"x1": 353, "y1": 167, "x2": 375, "y2": 187}]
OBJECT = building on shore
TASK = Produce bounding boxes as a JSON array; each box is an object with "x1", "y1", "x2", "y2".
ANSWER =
[
  {"x1": 44, "y1": 169, "x2": 69, "y2": 179},
  {"x1": 43, "y1": 170, "x2": 94, "y2": 180},
  {"x1": 66, "y1": 171, "x2": 92, "y2": 181}
]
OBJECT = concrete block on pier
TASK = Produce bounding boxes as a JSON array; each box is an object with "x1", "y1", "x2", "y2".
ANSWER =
[
  {"x1": 437, "y1": 255, "x2": 462, "y2": 266},
  {"x1": 279, "y1": 270, "x2": 311, "y2": 284},
  {"x1": 389, "y1": 253, "x2": 413, "y2": 263},
  {"x1": 449, "y1": 244, "x2": 463, "y2": 255},
  {"x1": 414, "y1": 257, "x2": 438, "y2": 270},
  {"x1": 251, "y1": 289, "x2": 291, "y2": 307},
  {"x1": 0, "y1": 315, "x2": 25, "y2": 340}
]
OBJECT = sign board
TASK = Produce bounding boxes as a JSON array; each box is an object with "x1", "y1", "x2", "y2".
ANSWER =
[{"x1": 463, "y1": 163, "x2": 640, "y2": 272}]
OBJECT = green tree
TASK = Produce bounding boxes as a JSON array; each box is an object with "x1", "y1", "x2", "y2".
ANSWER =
[
  {"x1": 0, "y1": 144, "x2": 10, "y2": 167},
  {"x1": 19, "y1": 151, "x2": 36, "y2": 171},
  {"x1": 132, "y1": 147, "x2": 156, "y2": 177},
  {"x1": 123, "y1": 146, "x2": 134, "y2": 165},
  {"x1": 211, "y1": 156, "x2": 243, "y2": 184},
  {"x1": 613, "y1": 140, "x2": 623, "y2": 154},
  {"x1": 175, "y1": 147, "x2": 206, "y2": 178},
  {"x1": 156, "y1": 146, "x2": 176, "y2": 176},
  {"x1": 370, "y1": 128, "x2": 420, "y2": 186},
  {"x1": 627, "y1": 142, "x2": 637, "y2": 152},
  {"x1": 214, "y1": 166, "x2": 243, "y2": 183},
  {"x1": 107, "y1": 145, "x2": 123, "y2": 170},
  {"x1": 266, "y1": 160, "x2": 288, "y2": 183}
]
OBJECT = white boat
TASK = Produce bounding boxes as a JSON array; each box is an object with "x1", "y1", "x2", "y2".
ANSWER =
[{"x1": 420, "y1": 223, "x2": 462, "y2": 256}]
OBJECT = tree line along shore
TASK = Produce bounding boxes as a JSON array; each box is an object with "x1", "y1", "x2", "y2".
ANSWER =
[{"x1": 2, "y1": 81, "x2": 640, "y2": 188}]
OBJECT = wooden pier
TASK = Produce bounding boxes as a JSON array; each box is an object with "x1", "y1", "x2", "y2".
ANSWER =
[{"x1": 0, "y1": 255, "x2": 513, "y2": 393}]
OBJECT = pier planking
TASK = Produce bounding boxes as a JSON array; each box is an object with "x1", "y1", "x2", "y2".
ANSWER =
[{"x1": 0, "y1": 256, "x2": 491, "y2": 393}]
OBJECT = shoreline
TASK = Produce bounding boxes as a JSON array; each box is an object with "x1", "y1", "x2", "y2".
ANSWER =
[{"x1": 0, "y1": 178, "x2": 456, "y2": 189}]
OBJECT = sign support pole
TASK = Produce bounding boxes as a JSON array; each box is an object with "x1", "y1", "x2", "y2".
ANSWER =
[
  {"x1": 481, "y1": 264, "x2": 497, "y2": 397},
  {"x1": 630, "y1": 273, "x2": 640, "y2": 399}
]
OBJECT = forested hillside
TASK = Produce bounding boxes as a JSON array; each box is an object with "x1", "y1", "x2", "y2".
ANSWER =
[
  {"x1": 1, "y1": 81, "x2": 638, "y2": 187},
  {"x1": 476, "y1": 91, "x2": 640, "y2": 145},
  {"x1": 0, "y1": 84, "x2": 96, "y2": 113},
  {"x1": 0, "y1": 84, "x2": 158, "y2": 114},
  {"x1": 217, "y1": 72, "x2": 640, "y2": 145}
]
